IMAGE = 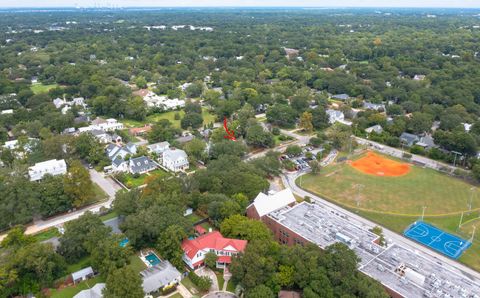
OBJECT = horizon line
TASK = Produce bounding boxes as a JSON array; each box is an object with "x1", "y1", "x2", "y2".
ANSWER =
[{"x1": 1, "y1": 6, "x2": 480, "y2": 9}]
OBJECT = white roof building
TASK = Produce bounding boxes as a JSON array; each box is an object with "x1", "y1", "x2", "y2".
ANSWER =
[
  {"x1": 162, "y1": 148, "x2": 189, "y2": 172},
  {"x1": 142, "y1": 91, "x2": 185, "y2": 110},
  {"x1": 28, "y1": 159, "x2": 67, "y2": 181},
  {"x1": 78, "y1": 118, "x2": 124, "y2": 133},
  {"x1": 147, "y1": 141, "x2": 170, "y2": 155},
  {"x1": 246, "y1": 188, "x2": 296, "y2": 219}
]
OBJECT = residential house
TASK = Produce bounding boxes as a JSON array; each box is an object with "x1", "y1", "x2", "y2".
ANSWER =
[
  {"x1": 53, "y1": 97, "x2": 66, "y2": 109},
  {"x1": 326, "y1": 109, "x2": 345, "y2": 124},
  {"x1": 79, "y1": 118, "x2": 124, "y2": 133},
  {"x1": 129, "y1": 125, "x2": 152, "y2": 136},
  {"x1": 162, "y1": 148, "x2": 189, "y2": 172},
  {"x1": 73, "y1": 283, "x2": 105, "y2": 298},
  {"x1": 28, "y1": 159, "x2": 67, "y2": 181},
  {"x1": 141, "y1": 261, "x2": 182, "y2": 294},
  {"x1": 106, "y1": 142, "x2": 137, "y2": 161},
  {"x1": 365, "y1": 124, "x2": 384, "y2": 135},
  {"x1": 363, "y1": 102, "x2": 386, "y2": 111},
  {"x1": 175, "y1": 134, "x2": 194, "y2": 144},
  {"x1": 90, "y1": 129, "x2": 112, "y2": 144},
  {"x1": 330, "y1": 94, "x2": 350, "y2": 101},
  {"x1": 181, "y1": 231, "x2": 248, "y2": 269},
  {"x1": 400, "y1": 132, "x2": 420, "y2": 147},
  {"x1": 129, "y1": 156, "x2": 158, "y2": 174},
  {"x1": 413, "y1": 74, "x2": 426, "y2": 81},
  {"x1": 246, "y1": 188, "x2": 296, "y2": 220},
  {"x1": 147, "y1": 141, "x2": 170, "y2": 155},
  {"x1": 141, "y1": 91, "x2": 186, "y2": 110},
  {"x1": 1, "y1": 109, "x2": 14, "y2": 114},
  {"x1": 111, "y1": 156, "x2": 128, "y2": 172},
  {"x1": 71, "y1": 266, "x2": 94, "y2": 285},
  {"x1": 416, "y1": 134, "x2": 437, "y2": 150}
]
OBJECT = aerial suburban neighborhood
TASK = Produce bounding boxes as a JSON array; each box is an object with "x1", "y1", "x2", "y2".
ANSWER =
[{"x1": 1, "y1": 4, "x2": 480, "y2": 298}]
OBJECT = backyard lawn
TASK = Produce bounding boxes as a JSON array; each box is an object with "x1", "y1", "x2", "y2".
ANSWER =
[
  {"x1": 32, "y1": 227, "x2": 60, "y2": 242},
  {"x1": 99, "y1": 211, "x2": 118, "y2": 221},
  {"x1": 122, "y1": 107, "x2": 217, "y2": 128},
  {"x1": 127, "y1": 254, "x2": 147, "y2": 273},
  {"x1": 31, "y1": 83, "x2": 58, "y2": 94},
  {"x1": 66, "y1": 256, "x2": 92, "y2": 275},
  {"x1": 180, "y1": 276, "x2": 199, "y2": 295},
  {"x1": 49, "y1": 275, "x2": 105, "y2": 298}
]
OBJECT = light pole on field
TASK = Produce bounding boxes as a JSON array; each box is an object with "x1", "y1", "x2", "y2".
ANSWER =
[
  {"x1": 458, "y1": 211, "x2": 464, "y2": 230},
  {"x1": 452, "y1": 151, "x2": 462, "y2": 168},
  {"x1": 469, "y1": 187, "x2": 476, "y2": 211},
  {"x1": 421, "y1": 206, "x2": 427, "y2": 221},
  {"x1": 470, "y1": 226, "x2": 476, "y2": 243},
  {"x1": 355, "y1": 184, "x2": 364, "y2": 208}
]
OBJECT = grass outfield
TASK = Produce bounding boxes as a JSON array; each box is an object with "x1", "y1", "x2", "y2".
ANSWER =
[
  {"x1": 300, "y1": 153, "x2": 480, "y2": 215},
  {"x1": 298, "y1": 152, "x2": 480, "y2": 271}
]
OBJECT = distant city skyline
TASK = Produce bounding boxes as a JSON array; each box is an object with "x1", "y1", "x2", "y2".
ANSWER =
[{"x1": 1, "y1": 0, "x2": 480, "y2": 9}]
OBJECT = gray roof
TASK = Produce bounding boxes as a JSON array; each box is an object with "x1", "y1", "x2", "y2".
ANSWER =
[
  {"x1": 363, "y1": 102, "x2": 385, "y2": 111},
  {"x1": 365, "y1": 125, "x2": 383, "y2": 134},
  {"x1": 129, "y1": 156, "x2": 157, "y2": 174},
  {"x1": 103, "y1": 217, "x2": 122, "y2": 234},
  {"x1": 331, "y1": 94, "x2": 350, "y2": 100},
  {"x1": 141, "y1": 261, "x2": 181, "y2": 294},
  {"x1": 73, "y1": 283, "x2": 105, "y2": 298},
  {"x1": 147, "y1": 141, "x2": 170, "y2": 152},
  {"x1": 90, "y1": 129, "x2": 107, "y2": 136},
  {"x1": 112, "y1": 156, "x2": 125, "y2": 167},
  {"x1": 72, "y1": 267, "x2": 94, "y2": 281},
  {"x1": 417, "y1": 135, "x2": 437, "y2": 148},
  {"x1": 400, "y1": 132, "x2": 420, "y2": 145},
  {"x1": 175, "y1": 135, "x2": 194, "y2": 144},
  {"x1": 163, "y1": 149, "x2": 188, "y2": 162}
]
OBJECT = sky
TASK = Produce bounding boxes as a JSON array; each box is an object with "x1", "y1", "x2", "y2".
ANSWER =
[{"x1": 1, "y1": 0, "x2": 479, "y2": 8}]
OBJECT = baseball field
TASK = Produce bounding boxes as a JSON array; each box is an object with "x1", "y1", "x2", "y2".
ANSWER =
[{"x1": 298, "y1": 151, "x2": 480, "y2": 271}]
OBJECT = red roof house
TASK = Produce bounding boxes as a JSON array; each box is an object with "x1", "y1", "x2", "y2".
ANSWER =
[
  {"x1": 181, "y1": 231, "x2": 247, "y2": 269},
  {"x1": 129, "y1": 125, "x2": 152, "y2": 136}
]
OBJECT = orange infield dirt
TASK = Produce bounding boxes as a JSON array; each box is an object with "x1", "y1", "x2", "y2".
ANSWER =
[{"x1": 348, "y1": 152, "x2": 411, "y2": 177}]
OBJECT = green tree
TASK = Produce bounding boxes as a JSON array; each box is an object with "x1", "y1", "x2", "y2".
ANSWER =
[
  {"x1": 300, "y1": 111, "x2": 314, "y2": 133},
  {"x1": 184, "y1": 138, "x2": 207, "y2": 161},
  {"x1": 246, "y1": 123, "x2": 274, "y2": 148},
  {"x1": 135, "y1": 76, "x2": 147, "y2": 89},
  {"x1": 90, "y1": 236, "x2": 132, "y2": 276},
  {"x1": 204, "y1": 251, "x2": 218, "y2": 269},
  {"x1": 246, "y1": 285, "x2": 275, "y2": 298},
  {"x1": 286, "y1": 145, "x2": 302, "y2": 156},
  {"x1": 58, "y1": 212, "x2": 111, "y2": 262},
  {"x1": 63, "y1": 160, "x2": 95, "y2": 207},
  {"x1": 181, "y1": 112, "x2": 203, "y2": 129},
  {"x1": 309, "y1": 160, "x2": 321, "y2": 174},
  {"x1": 220, "y1": 215, "x2": 273, "y2": 242},
  {"x1": 104, "y1": 267, "x2": 144, "y2": 298},
  {"x1": 266, "y1": 104, "x2": 297, "y2": 128},
  {"x1": 156, "y1": 225, "x2": 187, "y2": 269},
  {"x1": 0, "y1": 226, "x2": 34, "y2": 249}
]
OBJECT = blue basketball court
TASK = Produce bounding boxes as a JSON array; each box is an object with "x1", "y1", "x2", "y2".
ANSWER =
[{"x1": 404, "y1": 221, "x2": 471, "y2": 259}]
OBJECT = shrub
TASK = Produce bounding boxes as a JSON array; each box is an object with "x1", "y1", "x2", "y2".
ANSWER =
[
  {"x1": 188, "y1": 271, "x2": 212, "y2": 292},
  {"x1": 272, "y1": 127, "x2": 280, "y2": 135}
]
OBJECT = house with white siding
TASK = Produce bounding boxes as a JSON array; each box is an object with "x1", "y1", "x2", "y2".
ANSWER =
[{"x1": 28, "y1": 159, "x2": 67, "y2": 181}]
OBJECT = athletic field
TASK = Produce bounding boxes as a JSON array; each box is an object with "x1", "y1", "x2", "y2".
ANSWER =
[{"x1": 299, "y1": 152, "x2": 480, "y2": 216}]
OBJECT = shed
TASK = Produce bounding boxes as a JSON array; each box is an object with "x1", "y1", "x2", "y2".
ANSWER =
[{"x1": 71, "y1": 266, "x2": 94, "y2": 284}]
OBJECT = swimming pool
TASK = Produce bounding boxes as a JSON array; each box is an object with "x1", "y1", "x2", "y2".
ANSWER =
[
  {"x1": 145, "y1": 252, "x2": 161, "y2": 266},
  {"x1": 119, "y1": 238, "x2": 129, "y2": 247}
]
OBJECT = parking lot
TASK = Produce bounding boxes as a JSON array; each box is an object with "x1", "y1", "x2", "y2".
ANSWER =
[{"x1": 279, "y1": 146, "x2": 323, "y2": 171}]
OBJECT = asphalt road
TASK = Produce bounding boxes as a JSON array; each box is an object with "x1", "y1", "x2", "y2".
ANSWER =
[{"x1": 282, "y1": 170, "x2": 480, "y2": 281}]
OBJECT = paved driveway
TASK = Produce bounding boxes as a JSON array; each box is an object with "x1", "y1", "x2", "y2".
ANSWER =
[{"x1": 195, "y1": 267, "x2": 219, "y2": 292}]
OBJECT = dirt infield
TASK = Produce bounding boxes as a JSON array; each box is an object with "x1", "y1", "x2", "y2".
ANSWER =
[{"x1": 349, "y1": 152, "x2": 410, "y2": 177}]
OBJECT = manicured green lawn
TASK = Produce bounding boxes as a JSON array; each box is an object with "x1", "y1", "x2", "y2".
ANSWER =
[
  {"x1": 215, "y1": 272, "x2": 225, "y2": 290},
  {"x1": 32, "y1": 227, "x2": 60, "y2": 242},
  {"x1": 99, "y1": 211, "x2": 118, "y2": 221},
  {"x1": 127, "y1": 254, "x2": 147, "y2": 273},
  {"x1": 186, "y1": 213, "x2": 204, "y2": 225},
  {"x1": 299, "y1": 152, "x2": 480, "y2": 215},
  {"x1": 124, "y1": 173, "x2": 149, "y2": 188},
  {"x1": 180, "y1": 276, "x2": 199, "y2": 294},
  {"x1": 66, "y1": 256, "x2": 92, "y2": 275},
  {"x1": 92, "y1": 183, "x2": 108, "y2": 202},
  {"x1": 49, "y1": 275, "x2": 105, "y2": 298},
  {"x1": 31, "y1": 83, "x2": 58, "y2": 94},
  {"x1": 149, "y1": 168, "x2": 170, "y2": 179},
  {"x1": 122, "y1": 107, "x2": 217, "y2": 128},
  {"x1": 170, "y1": 293, "x2": 184, "y2": 298}
]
